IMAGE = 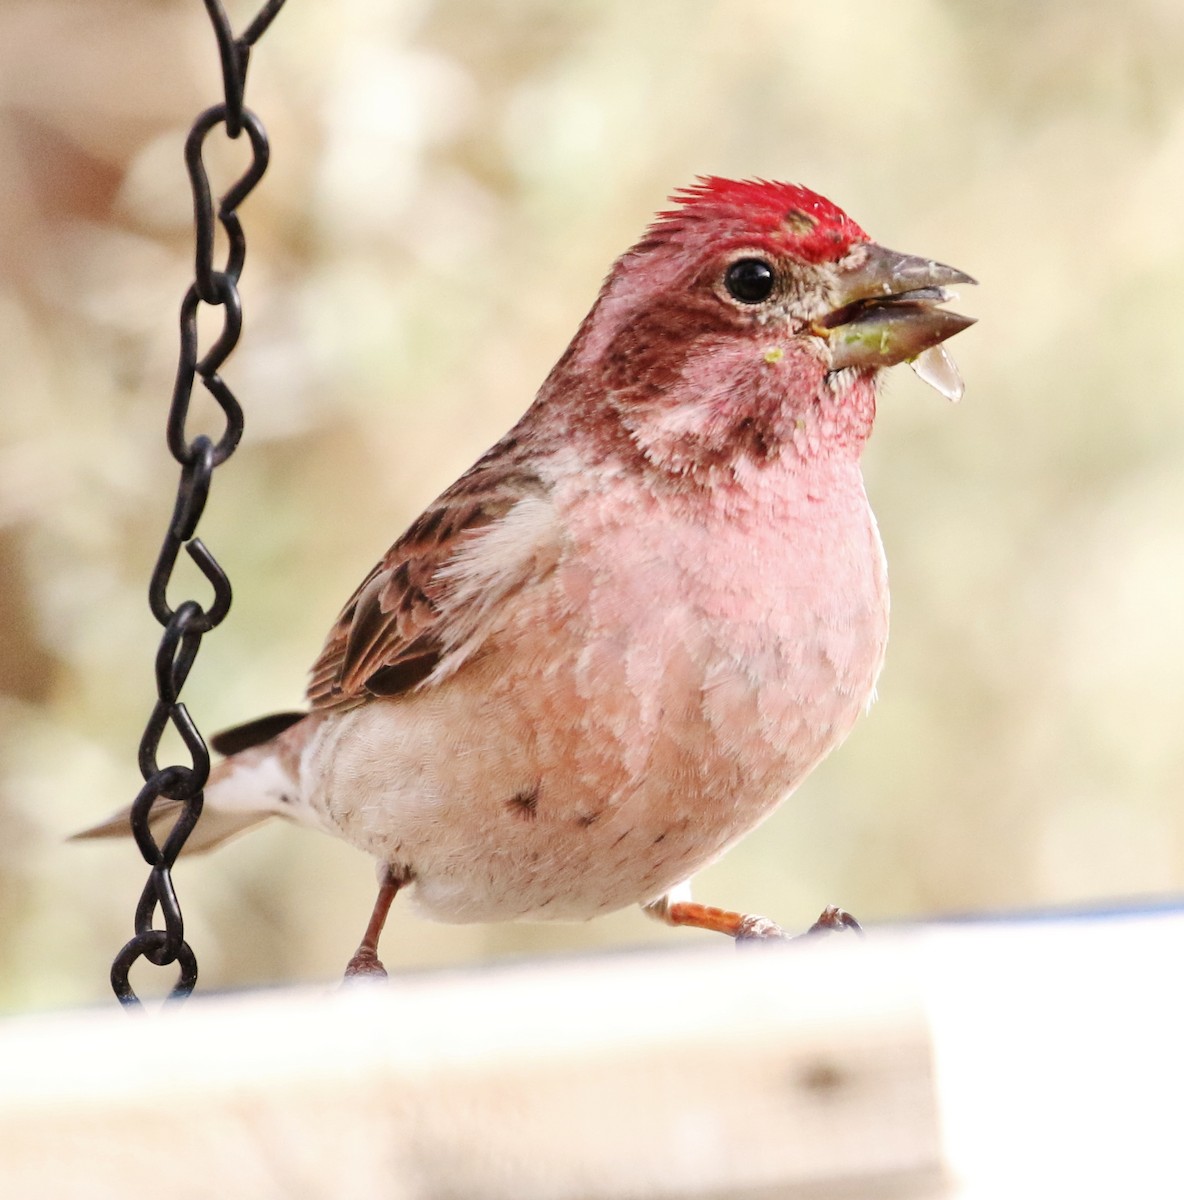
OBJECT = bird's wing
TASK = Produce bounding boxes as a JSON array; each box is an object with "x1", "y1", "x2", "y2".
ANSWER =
[{"x1": 307, "y1": 466, "x2": 562, "y2": 710}]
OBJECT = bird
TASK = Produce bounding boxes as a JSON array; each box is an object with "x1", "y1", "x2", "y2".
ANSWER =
[{"x1": 78, "y1": 177, "x2": 975, "y2": 978}]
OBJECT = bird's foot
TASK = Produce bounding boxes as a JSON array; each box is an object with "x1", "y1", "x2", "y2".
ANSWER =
[
  {"x1": 343, "y1": 946, "x2": 388, "y2": 980},
  {"x1": 736, "y1": 904, "x2": 863, "y2": 947},
  {"x1": 793, "y1": 904, "x2": 863, "y2": 940},
  {"x1": 655, "y1": 898, "x2": 863, "y2": 946}
]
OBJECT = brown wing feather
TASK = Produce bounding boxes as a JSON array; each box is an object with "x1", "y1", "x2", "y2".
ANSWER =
[{"x1": 307, "y1": 465, "x2": 552, "y2": 710}]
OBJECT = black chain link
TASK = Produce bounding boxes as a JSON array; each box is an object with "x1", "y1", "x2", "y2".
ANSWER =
[{"x1": 112, "y1": 0, "x2": 287, "y2": 1007}]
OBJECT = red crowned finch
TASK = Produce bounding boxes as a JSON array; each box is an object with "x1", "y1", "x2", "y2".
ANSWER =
[{"x1": 79, "y1": 178, "x2": 975, "y2": 977}]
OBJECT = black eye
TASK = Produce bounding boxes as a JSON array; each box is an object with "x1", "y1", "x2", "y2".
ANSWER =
[{"x1": 724, "y1": 258, "x2": 776, "y2": 304}]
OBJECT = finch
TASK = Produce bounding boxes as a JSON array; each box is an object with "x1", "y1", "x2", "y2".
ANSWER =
[{"x1": 80, "y1": 178, "x2": 975, "y2": 976}]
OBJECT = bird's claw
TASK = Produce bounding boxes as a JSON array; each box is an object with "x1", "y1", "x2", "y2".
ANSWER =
[
  {"x1": 795, "y1": 904, "x2": 863, "y2": 939},
  {"x1": 343, "y1": 946, "x2": 388, "y2": 980}
]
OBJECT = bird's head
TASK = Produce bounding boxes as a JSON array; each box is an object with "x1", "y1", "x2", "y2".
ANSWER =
[{"x1": 558, "y1": 177, "x2": 975, "y2": 476}]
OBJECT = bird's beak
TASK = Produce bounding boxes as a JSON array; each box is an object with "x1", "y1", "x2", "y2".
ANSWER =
[{"x1": 816, "y1": 244, "x2": 976, "y2": 388}]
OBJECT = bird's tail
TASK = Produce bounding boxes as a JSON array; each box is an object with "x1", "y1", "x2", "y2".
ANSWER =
[{"x1": 72, "y1": 712, "x2": 314, "y2": 855}]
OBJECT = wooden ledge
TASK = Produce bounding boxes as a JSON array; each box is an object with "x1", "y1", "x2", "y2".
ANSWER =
[{"x1": 3, "y1": 911, "x2": 1181, "y2": 1198}]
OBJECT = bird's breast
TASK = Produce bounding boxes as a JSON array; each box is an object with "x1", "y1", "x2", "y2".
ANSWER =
[
  {"x1": 556, "y1": 455, "x2": 890, "y2": 751},
  {"x1": 525, "y1": 456, "x2": 890, "y2": 851}
]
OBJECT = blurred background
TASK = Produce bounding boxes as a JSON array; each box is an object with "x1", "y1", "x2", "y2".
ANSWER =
[{"x1": 2, "y1": 0, "x2": 1183, "y2": 1011}]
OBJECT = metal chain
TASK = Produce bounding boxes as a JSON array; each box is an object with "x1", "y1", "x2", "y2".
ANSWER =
[{"x1": 112, "y1": 0, "x2": 288, "y2": 1007}]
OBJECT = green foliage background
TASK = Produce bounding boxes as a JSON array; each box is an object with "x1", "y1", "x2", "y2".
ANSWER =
[{"x1": 3, "y1": 0, "x2": 1183, "y2": 1008}]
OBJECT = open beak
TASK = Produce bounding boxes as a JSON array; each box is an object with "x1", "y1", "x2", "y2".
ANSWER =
[{"x1": 817, "y1": 243, "x2": 977, "y2": 400}]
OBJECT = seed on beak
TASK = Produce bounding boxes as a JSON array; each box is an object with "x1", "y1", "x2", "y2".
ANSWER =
[{"x1": 910, "y1": 344, "x2": 964, "y2": 403}]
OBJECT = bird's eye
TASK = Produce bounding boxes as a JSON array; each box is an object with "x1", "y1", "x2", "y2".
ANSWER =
[{"x1": 724, "y1": 258, "x2": 776, "y2": 304}]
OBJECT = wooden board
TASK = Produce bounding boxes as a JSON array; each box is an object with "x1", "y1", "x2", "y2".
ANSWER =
[{"x1": 0, "y1": 937, "x2": 944, "y2": 1199}]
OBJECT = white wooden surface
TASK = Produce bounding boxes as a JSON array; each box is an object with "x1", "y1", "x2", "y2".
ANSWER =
[{"x1": 2, "y1": 911, "x2": 1182, "y2": 1199}]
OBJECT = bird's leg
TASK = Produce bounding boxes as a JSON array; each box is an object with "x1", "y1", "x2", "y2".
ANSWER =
[
  {"x1": 647, "y1": 896, "x2": 862, "y2": 943},
  {"x1": 343, "y1": 864, "x2": 406, "y2": 980},
  {"x1": 658, "y1": 900, "x2": 788, "y2": 940}
]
